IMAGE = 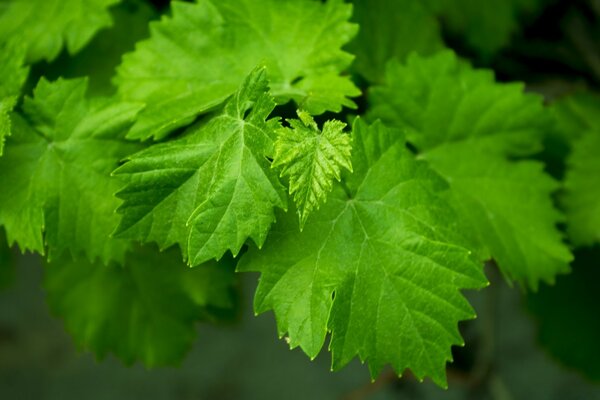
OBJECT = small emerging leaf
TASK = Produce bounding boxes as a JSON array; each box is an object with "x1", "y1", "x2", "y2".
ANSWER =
[{"x1": 273, "y1": 110, "x2": 352, "y2": 229}]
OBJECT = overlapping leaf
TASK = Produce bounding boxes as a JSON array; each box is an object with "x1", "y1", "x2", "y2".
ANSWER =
[
  {"x1": 116, "y1": 0, "x2": 360, "y2": 140},
  {"x1": 273, "y1": 111, "x2": 352, "y2": 229},
  {"x1": 0, "y1": 78, "x2": 142, "y2": 263},
  {"x1": 368, "y1": 51, "x2": 571, "y2": 288},
  {"x1": 239, "y1": 119, "x2": 487, "y2": 387},
  {"x1": 0, "y1": 40, "x2": 29, "y2": 155},
  {"x1": 114, "y1": 68, "x2": 286, "y2": 266},
  {"x1": 0, "y1": 0, "x2": 120, "y2": 62},
  {"x1": 45, "y1": 246, "x2": 237, "y2": 366}
]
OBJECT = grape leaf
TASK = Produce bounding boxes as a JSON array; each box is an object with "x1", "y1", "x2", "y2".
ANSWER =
[
  {"x1": 0, "y1": 40, "x2": 29, "y2": 155},
  {"x1": 564, "y1": 133, "x2": 600, "y2": 247},
  {"x1": 368, "y1": 51, "x2": 571, "y2": 288},
  {"x1": 527, "y1": 247, "x2": 600, "y2": 381},
  {"x1": 0, "y1": 0, "x2": 120, "y2": 63},
  {"x1": 44, "y1": 246, "x2": 237, "y2": 366},
  {"x1": 273, "y1": 110, "x2": 352, "y2": 229},
  {"x1": 0, "y1": 78, "x2": 143, "y2": 263},
  {"x1": 239, "y1": 119, "x2": 487, "y2": 387},
  {"x1": 114, "y1": 68, "x2": 287, "y2": 266},
  {"x1": 425, "y1": 143, "x2": 571, "y2": 288},
  {"x1": 116, "y1": 0, "x2": 360, "y2": 140},
  {"x1": 348, "y1": 0, "x2": 443, "y2": 83}
]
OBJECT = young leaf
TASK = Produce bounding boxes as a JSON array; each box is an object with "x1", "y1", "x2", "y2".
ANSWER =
[
  {"x1": 114, "y1": 68, "x2": 287, "y2": 266},
  {"x1": 273, "y1": 111, "x2": 352, "y2": 229},
  {"x1": 116, "y1": 0, "x2": 360, "y2": 140},
  {"x1": 368, "y1": 51, "x2": 572, "y2": 288},
  {"x1": 0, "y1": 78, "x2": 143, "y2": 263},
  {"x1": 239, "y1": 119, "x2": 487, "y2": 388},
  {"x1": 0, "y1": 40, "x2": 29, "y2": 155},
  {"x1": 0, "y1": 0, "x2": 120, "y2": 63},
  {"x1": 44, "y1": 246, "x2": 237, "y2": 366}
]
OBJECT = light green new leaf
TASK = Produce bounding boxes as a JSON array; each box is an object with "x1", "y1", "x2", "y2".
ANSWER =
[
  {"x1": 239, "y1": 119, "x2": 487, "y2": 387},
  {"x1": 368, "y1": 51, "x2": 571, "y2": 288},
  {"x1": 0, "y1": 40, "x2": 29, "y2": 155},
  {"x1": 348, "y1": 0, "x2": 443, "y2": 83},
  {"x1": 0, "y1": 0, "x2": 120, "y2": 63},
  {"x1": 114, "y1": 68, "x2": 287, "y2": 266},
  {"x1": 273, "y1": 111, "x2": 352, "y2": 229},
  {"x1": 0, "y1": 78, "x2": 143, "y2": 263},
  {"x1": 45, "y1": 246, "x2": 236, "y2": 366},
  {"x1": 116, "y1": 0, "x2": 359, "y2": 140},
  {"x1": 564, "y1": 133, "x2": 600, "y2": 247}
]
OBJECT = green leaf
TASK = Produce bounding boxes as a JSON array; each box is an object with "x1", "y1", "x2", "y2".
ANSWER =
[
  {"x1": 425, "y1": 143, "x2": 571, "y2": 288},
  {"x1": 239, "y1": 119, "x2": 487, "y2": 387},
  {"x1": 369, "y1": 51, "x2": 547, "y2": 157},
  {"x1": 0, "y1": 39, "x2": 29, "y2": 155},
  {"x1": 116, "y1": 0, "x2": 360, "y2": 140},
  {"x1": 273, "y1": 110, "x2": 352, "y2": 229},
  {"x1": 348, "y1": 0, "x2": 443, "y2": 83},
  {"x1": 114, "y1": 68, "x2": 287, "y2": 266},
  {"x1": 44, "y1": 246, "x2": 237, "y2": 366},
  {"x1": 527, "y1": 247, "x2": 600, "y2": 381},
  {"x1": 368, "y1": 51, "x2": 571, "y2": 288},
  {"x1": 0, "y1": 0, "x2": 120, "y2": 63},
  {"x1": 0, "y1": 78, "x2": 143, "y2": 263},
  {"x1": 564, "y1": 133, "x2": 600, "y2": 247}
]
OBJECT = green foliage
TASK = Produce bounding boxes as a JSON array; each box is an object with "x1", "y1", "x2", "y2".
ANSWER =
[
  {"x1": 0, "y1": 78, "x2": 142, "y2": 262},
  {"x1": 0, "y1": 40, "x2": 29, "y2": 155},
  {"x1": 273, "y1": 111, "x2": 352, "y2": 229},
  {"x1": 0, "y1": 0, "x2": 120, "y2": 62},
  {"x1": 240, "y1": 120, "x2": 487, "y2": 387},
  {"x1": 45, "y1": 246, "x2": 237, "y2": 366},
  {"x1": 368, "y1": 51, "x2": 571, "y2": 288},
  {"x1": 0, "y1": 0, "x2": 596, "y2": 389},
  {"x1": 114, "y1": 68, "x2": 286, "y2": 265},
  {"x1": 116, "y1": 0, "x2": 360, "y2": 140}
]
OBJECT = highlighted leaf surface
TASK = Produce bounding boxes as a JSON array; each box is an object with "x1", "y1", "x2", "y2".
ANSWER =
[
  {"x1": 239, "y1": 120, "x2": 487, "y2": 387},
  {"x1": 116, "y1": 0, "x2": 359, "y2": 140},
  {"x1": 115, "y1": 68, "x2": 286, "y2": 265}
]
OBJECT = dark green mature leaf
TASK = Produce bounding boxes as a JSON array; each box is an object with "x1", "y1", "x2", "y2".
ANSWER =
[
  {"x1": 239, "y1": 119, "x2": 487, "y2": 387},
  {"x1": 116, "y1": 0, "x2": 360, "y2": 140},
  {"x1": 348, "y1": 0, "x2": 443, "y2": 83},
  {"x1": 0, "y1": 40, "x2": 29, "y2": 155},
  {"x1": 0, "y1": 78, "x2": 142, "y2": 263},
  {"x1": 368, "y1": 51, "x2": 571, "y2": 288},
  {"x1": 273, "y1": 111, "x2": 352, "y2": 229},
  {"x1": 45, "y1": 246, "x2": 237, "y2": 366},
  {"x1": 0, "y1": 0, "x2": 120, "y2": 63},
  {"x1": 528, "y1": 247, "x2": 600, "y2": 381},
  {"x1": 115, "y1": 68, "x2": 286, "y2": 266}
]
